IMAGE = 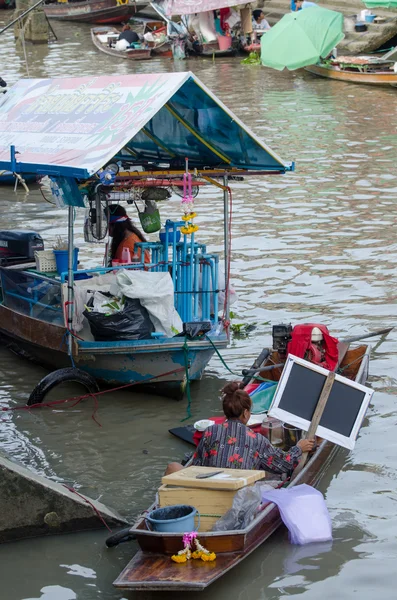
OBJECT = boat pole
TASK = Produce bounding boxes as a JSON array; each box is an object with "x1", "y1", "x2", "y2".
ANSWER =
[
  {"x1": 67, "y1": 206, "x2": 74, "y2": 357},
  {"x1": 0, "y1": 0, "x2": 45, "y2": 35},
  {"x1": 223, "y1": 175, "x2": 230, "y2": 333}
]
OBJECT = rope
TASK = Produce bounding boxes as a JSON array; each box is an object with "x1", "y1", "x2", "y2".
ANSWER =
[
  {"x1": 337, "y1": 353, "x2": 366, "y2": 374},
  {"x1": 63, "y1": 485, "x2": 113, "y2": 533},
  {"x1": 0, "y1": 366, "x2": 186, "y2": 427}
]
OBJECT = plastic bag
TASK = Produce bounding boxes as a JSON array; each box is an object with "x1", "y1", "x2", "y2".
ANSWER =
[
  {"x1": 84, "y1": 296, "x2": 154, "y2": 341},
  {"x1": 212, "y1": 481, "x2": 279, "y2": 531},
  {"x1": 261, "y1": 484, "x2": 333, "y2": 545}
]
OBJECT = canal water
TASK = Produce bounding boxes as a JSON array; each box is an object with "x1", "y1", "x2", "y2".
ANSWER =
[{"x1": 1, "y1": 17, "x2": 397, "y2": 600}]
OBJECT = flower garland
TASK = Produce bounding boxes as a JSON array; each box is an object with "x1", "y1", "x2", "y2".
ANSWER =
[
  {"x1": 171, "y1": 531, "x2": 216, "y2": 563},
  {"x1": 180, "y1": 173, "x2": 199, "y2": 236}
]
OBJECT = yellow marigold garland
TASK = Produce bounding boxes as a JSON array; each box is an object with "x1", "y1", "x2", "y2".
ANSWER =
[{"x1": 171, "y1": 532, "x2": 216, "y2": 564}]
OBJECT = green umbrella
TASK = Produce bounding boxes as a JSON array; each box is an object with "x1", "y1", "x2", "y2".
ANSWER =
[
  {"x1": 260, "y1": 6, "x2": 345, "y2": 71},
  {"x1": 363, "y1": 1, "x2": 397, "y2": 6}
]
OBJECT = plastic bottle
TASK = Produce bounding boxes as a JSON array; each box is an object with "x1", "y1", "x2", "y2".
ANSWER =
[{"x1": 121, "y1": 247, "x2": 132, "y2": 264}]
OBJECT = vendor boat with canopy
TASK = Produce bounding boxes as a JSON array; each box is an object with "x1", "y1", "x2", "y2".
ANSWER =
[{"x1": 0, "y1": 72, "x2": 292, "y2": 400}]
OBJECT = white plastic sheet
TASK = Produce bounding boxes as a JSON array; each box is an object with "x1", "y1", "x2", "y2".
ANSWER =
[
  {"x1": 261, "y1": 484, "x2": 333, "y2": 545},
  {"x1": 116, "y1": 270, "x2": 183, "y2": 337}
]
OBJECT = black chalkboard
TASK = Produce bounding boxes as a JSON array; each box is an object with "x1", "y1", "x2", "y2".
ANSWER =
[{"x1": 278, "y1": 363, "x2": 366, "y2": 437}]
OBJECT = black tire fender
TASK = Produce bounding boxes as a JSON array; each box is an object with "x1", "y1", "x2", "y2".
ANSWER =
[{"x1": 27, "y1": 368, "x2": 100, "y2": 406}]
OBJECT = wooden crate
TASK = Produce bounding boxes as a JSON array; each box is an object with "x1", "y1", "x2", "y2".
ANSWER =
[
  {"x1": 158, "y1": 484, "x2": 241, "y2": 532},
  {"x1": 161, "y1": 466, "x2": 266, "y2": 491}
]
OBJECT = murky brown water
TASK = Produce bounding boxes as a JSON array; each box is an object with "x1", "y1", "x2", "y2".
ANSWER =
[{"x1": 1, "y1": 15, "x2": 397, "y2": 600}]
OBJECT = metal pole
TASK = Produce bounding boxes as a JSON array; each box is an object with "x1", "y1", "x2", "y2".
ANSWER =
[
  {"x1": 223, "y1": 175, "x2": 230, "y2": 331},
  {"x1": 0, "y1": 0, "x2": 45, "y2": 35},
  {"x1": 67, "y1": 206, "x2": 74, "y2": 357}
]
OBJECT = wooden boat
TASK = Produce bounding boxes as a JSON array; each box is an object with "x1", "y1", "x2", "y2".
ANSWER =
[
  {"x1": 188, "y1": 40, "x2": 236, "y2": 58},
  {"x1": 91, "y1": 26, "x2": 152, "y2": 60},
  {"x1": 114, "y1": 342, "x2": 370, "y2": 591},
  {"x1": 44, "y1": 0, "x2": 139, "y2": 24},
  {"x1": 306, "y1": 56, "x2": 397, "y2": 87}
]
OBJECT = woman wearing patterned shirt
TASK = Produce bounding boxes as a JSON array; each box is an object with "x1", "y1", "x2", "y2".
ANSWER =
[{"x1": 191, "y1": 382, "x2": 314, "y2": 476}]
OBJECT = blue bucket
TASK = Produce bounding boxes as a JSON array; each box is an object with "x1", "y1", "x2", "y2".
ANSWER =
[
  {"x1": 53, "y1": 248, "x2": 79, "y2": 275},
  {"x1": 146, "y1": 504, "x2": 200, "y2": 533},
  {"x1": 159, "y1": 230, "x2": 181, "y2": 245}
]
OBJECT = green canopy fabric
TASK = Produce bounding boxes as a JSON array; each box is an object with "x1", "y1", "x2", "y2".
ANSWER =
[
  {"x1": 260, "y1": 6, "x2": 345, "y2": 71},
  {"x1": 363, "y1": 1, "x2": 397, "y2": 6}
]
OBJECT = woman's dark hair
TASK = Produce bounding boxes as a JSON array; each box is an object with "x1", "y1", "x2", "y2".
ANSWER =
[
  {"x1": 221, "y1": 381, "x2": 252, "y2": 419},
  {"x1": 107, "y1": 204, "x2": 146, "y2": 260},
  {"x1": 253, "y1": 9, "x2": 264, "y2": 21}
]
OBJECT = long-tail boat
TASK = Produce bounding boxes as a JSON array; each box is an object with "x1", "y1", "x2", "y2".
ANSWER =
[
  {"x1": 91, "y1": 26, "x2": 152, "y2": 60},
  {"x1": 0, "y1": 72, "x2": 292, "y2": 400},
  {"x1": 306, "y1": 55, "x2": 397, "y2": 87},
  {"x1": 44, "y1": 0, "x2": 140, "y2": 24},
  {"x1": 113, "y1": 339, "x2": 371, "y2": 590}
]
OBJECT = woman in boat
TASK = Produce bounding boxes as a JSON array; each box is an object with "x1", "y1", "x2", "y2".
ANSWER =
[
  {"x1": 167, "y1": 382, "x2": 314, "y2": 476},
  {"x1": 107, "y1": 204, "x2": 150, "y2": 264},
  {"x1": 118, "y1": 24, "x2": 139, "y2": 45}
]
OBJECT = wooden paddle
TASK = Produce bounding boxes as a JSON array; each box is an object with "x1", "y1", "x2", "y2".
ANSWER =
[
  {"x1": 337, "y1": 327, "x2": 393, "y2": 368},
  {"x1": 290, "y1": 371, "x2": 335, "y2": 482}
]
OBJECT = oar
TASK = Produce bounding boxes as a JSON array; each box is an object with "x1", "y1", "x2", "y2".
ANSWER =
[
  {"x1": 241, "y1": 363, "x2": 284, "y2": 379},
  {"x1": 337, "y1": 327, "x2": 393, "y2": 367}
]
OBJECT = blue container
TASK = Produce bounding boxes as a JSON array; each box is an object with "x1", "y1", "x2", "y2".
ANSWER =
[
  {"x1": 365, "y1": 14, "x2": 375, "y2": 23},
  {"x1": 53, "y1": 248, "x2": 79, "y2": 275},
  {"x1": 159, "y1": 229, "x2": 181, "y2": 245},
  {"x1": 146, "y1": 504, "x2": 200, "y2": 533}
]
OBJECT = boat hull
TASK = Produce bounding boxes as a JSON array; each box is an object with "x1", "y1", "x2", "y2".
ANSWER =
[
  {"x1": 305, "y1": 64, "x2": 397, "y2": 87},
  {"x1": 44, "y1": 0, "x2": 138, "y2": 24},
  {"x1": 0, "y1": 305, "x2": 227, "y2": 399},
  {"x1": 91, "y1": 26, "x2": 152, "y2": 60},
  {"x1": 114, "y1": 344, "x2": 370, "y2": 589}
]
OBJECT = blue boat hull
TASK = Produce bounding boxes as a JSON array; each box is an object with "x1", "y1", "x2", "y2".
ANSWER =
[{"x1": 0, "y1": 305, "x2": 228, "y2": 399}]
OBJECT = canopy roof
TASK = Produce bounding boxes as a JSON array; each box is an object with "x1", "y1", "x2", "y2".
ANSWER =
[
  {"x1": 0, "y1": 72, "x2": 291, "y2": 179},
  {"x1": 159, "y1": 0, "x2": 248, "y2": 17}
]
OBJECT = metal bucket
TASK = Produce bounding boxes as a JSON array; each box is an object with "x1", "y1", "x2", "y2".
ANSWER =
[
  {"x1": 146, "y1": 504, "x2": 200, "y2": 533},
  {"x1": 282, "y1": 423, "x2": 302, "y2": 449}
]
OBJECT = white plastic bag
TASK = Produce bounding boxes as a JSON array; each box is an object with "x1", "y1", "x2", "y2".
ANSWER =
[
  {"x1": 116, "y1": 270, "x2": 183, "y2": 337},
  {"x1": 261, "y1": 484, "x2": 333, "y2": 545}
]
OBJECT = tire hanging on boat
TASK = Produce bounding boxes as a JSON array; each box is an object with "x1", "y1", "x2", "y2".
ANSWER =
[{"x1": 27, "y1": 367, "x2": 100, "y2": 406}]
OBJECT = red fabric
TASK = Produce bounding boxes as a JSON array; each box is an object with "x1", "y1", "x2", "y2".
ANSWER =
[
  {"x1": 220, "y1": 7, "x2": 230, "y2": 30},
  {"x1": 193, "y1": 416, "x2": 262, "y2": 446},
  {"x1": 287, "y1": 323, "x2": 339, "y2": 371}
]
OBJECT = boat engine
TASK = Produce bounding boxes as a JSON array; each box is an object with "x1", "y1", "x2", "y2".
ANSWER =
[
  {"x1": 0, "y1": 230, "x2": 44, "y2": 266},
  {"x1": 272, "y1": 323, "x2": 293, "y2": 357},
  {"x1": 304, "y1": 326, "x2": 326, "y2": 366}
]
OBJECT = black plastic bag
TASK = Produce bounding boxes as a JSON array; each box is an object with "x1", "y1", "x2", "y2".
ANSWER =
[{"x1": 84, "y1": 297, "x2": 154, "y2": 341}]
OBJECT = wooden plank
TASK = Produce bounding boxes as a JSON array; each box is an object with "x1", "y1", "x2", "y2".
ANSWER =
[{"x1": 162, "y1": 466, "x2": 266, "y2": 491}]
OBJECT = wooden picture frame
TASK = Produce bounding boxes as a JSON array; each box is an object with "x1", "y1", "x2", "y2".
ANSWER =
[{"x1": 268, "y1": 354, "x2": 374, "y2": 450}]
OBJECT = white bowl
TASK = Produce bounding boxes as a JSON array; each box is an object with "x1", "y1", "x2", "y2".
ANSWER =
[{"x1": 194, "y1": 419, "x2": 215, "y2": 432}]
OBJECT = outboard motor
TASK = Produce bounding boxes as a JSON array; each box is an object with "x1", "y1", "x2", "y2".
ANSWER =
[
  {"x1": 272, "y1": 323, "x2": 293, "y2": 358},
  {"x1": 0, "y1": 230, "x2": 44, "y2": 266}
]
